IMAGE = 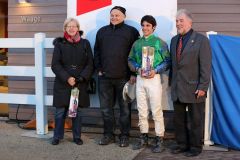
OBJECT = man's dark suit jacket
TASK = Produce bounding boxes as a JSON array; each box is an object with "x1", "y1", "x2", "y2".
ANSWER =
[{"x1": 170, "y1": 31, "x2": 212, "y2": 103}]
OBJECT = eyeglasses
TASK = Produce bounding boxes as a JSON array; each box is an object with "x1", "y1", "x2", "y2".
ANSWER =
[{"x1": 66, "y1": 26, "x2": 78, "y2": 29}]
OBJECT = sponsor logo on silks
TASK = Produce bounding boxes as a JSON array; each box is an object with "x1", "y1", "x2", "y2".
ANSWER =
[{"x1": 77, "y1": 0, "x2": 112, "y2": 15}]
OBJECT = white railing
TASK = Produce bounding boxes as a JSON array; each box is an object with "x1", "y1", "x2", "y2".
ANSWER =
[{"x1": 0, "y1": 33, "x2": 55, "y2": 135}]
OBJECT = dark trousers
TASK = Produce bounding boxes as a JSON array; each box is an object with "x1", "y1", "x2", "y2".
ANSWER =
[
  {"x1": 98, "y1": 76, "x2": 131, "y2": 137},
  {"x1": 53, "y1": 107, "x2": 82, "y2": 140},
  {"x1": 173, "y1": 100, "x2": 205, "y2": 151}
]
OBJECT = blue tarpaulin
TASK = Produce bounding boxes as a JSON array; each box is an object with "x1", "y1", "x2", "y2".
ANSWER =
[{"x1": 209, "y1": 34, "x2": 240, "y2": 150}]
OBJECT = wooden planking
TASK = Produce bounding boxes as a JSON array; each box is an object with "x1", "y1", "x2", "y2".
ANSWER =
[
  {"x1": 8, "y1": 6, "x2": 67, "y2": 16},
  {"x1": 8, "y1": 49, "x2": 34, "y2": 53},
  {"x1": 8, "y1": 80, "x2": 35, "y2": 89},
  {"x1": 178, "y1": 4, "x2": 240, "y2": 14},
  {"x1": 193, "y1": 22, "x2": 240, "y2": 32},
  {"x1": 8, "y1": 80, "x2": 54, "y2": 90},
  {"x1": 192, "y1": 14, "x2": 240, "y2": 23},
  {"x1": 8, "y1": 77, "x2": 52, "y2": 82},
  {"x1": 8, "y1": 49, "x2": 53, "y2": 55},
  {"x1": 8, "y1": 0, "x2": 66, "y2": 6},
  {"x1": 8, "y1": 32, "x2": 63, "y2": 38},
  {"x1": 8, "y1": 76, "x2": 34, "y2": 81},
  {"x1": 8, "y1": 79, "x2": 54, "y2": 95},
  {"x1": 8, "y1": 53, "x2": 53, "y2": 65},
  {"x1": 8, "y1": 88, "x2": 53, "y2": 95},
  {"x1": 8, "y1": 23, "x2": 63, "y2": 32},
  {"x1": 8, "y1": 88, "x2": 34, "y2": 94},
  {"x1": 179, "y1": 0, "x2": 240, "y2": 37},
  {"x1": 178, "y1": 0, "x2": 240, "y2": 4},
  {"x1": 8, "y1": 88, "x2": 53, "y2": 94},
  {"x1": 8, "y1": 0, "x2": 66, "y2": 39},
  {"x1": 8, "y1": 54, "x2": 34, "y2": 65}
]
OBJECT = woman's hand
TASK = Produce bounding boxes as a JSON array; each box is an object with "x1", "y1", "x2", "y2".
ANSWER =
[{"x1": 68, "y1": 77, "x2": 76, "y2": 86}]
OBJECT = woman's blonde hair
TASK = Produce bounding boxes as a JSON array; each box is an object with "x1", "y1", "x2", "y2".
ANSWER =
[{"x1": 63, "y1": 18, "x2": 80, "y2": 31}]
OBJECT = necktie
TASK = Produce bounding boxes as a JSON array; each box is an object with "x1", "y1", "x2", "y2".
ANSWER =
[{"x1": 176, "y1": 36, "x2": 183, "y2": 62}]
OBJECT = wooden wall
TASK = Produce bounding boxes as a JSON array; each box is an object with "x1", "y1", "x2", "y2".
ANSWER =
[
  {"x1": 178, "y1": 0, "x2": 240, "y2": 36},
  {"x1": 8, "y1": 0, "x2": 66, "y2": 120},
  {"x1": 8, "y1": 0, "x2": 66, "y2": 38}
]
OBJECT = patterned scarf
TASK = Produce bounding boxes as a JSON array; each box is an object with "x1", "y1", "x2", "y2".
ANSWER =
[{"x1": 64, "y1": 31, "x2": 80, "y2": 43}]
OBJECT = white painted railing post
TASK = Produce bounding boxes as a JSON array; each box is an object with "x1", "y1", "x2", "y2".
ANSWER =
[
  {"x1": 202, "y1": 31, "x2": 227, "y2": 151},
  {"x1": 203, "y1": 31, "x2": 217, "y2": 146},
  {"x1": 34, "y1": 33, "x2": 48, "y2": 134},
  {"x1": 203, "y1": 31, "x2": 226, "y2": 151}
]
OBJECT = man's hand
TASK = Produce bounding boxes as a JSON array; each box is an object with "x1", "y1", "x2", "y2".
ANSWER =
[
  {"x1": 98, "y1": 71, "x2": 103, "y2": 76},
  {"x1": 195, "y1": 90, "x2": 206, "y2": 99},
  {"x1": 129, "y1": 75, "x2": 136, "y2": 84},
  {"x1": 145, "y1": 70, "x2": 156, "y2": 79},
  {"x1": 68, "y1": 77, "x2": 76, "y2": 86}
]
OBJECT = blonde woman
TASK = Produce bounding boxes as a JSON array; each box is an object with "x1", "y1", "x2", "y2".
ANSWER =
[{"x1": 51, "y1": 18, "x2": 93, "y2": 145}]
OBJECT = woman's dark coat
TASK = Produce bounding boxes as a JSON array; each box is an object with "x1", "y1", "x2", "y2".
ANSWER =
[{"x1": 51, "y1": 37, "x2": 93, "y2": 108}]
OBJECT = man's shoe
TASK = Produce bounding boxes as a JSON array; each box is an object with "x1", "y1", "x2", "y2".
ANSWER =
[
  {"x1": 98, "y1": 136, "x2": 115, "y2": 145},
  {"x1": 74, "y1": 138, "x2": 83, "y2": 145},
  {"x1": 132, "y1": 133, "x2": 148, "y2": 150},
  {"x1": 119, "y1": 136, "x2": 129, "y2": 147},
  {"x1": 171, "y1": 146, "x2": 188, "y2": 154},
  {"x1": 184, "y1": 149, "x2": 201, "y2": 157},
  {"x1": 51, "y1": 138, "x2": 59, "y2": 145},
  {"x1": 152, "y1": 136, "x2": 165, "y2": 153}
]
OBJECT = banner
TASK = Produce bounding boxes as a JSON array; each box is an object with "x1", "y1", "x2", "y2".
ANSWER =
[
  {"x1": 68, "y1": 0, "x2": 177, "y2": 46},
  {"x1": 209, "y1": 34, "x2": 240, "y2": 150}
]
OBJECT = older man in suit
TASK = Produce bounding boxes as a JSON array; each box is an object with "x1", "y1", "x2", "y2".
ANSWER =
[{"x1": 169, "y1": 9, "x2": 211, "y2": 157}]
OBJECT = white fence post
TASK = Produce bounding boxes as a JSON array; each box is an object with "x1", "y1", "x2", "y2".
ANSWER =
[
  {"x1": 203, "y1": 31, "x2": 227, "y2": 151},
  {"x1": 34, "y1": 33, "x2": 48, "y2": 134},
  {"x1": 204, "y1": 31, "x2": 217, "y2": 146}
]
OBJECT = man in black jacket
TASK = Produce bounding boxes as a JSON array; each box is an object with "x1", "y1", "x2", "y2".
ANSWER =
[{"x1": 94, "y1": 6, "x2": 139, "y2": 147}]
